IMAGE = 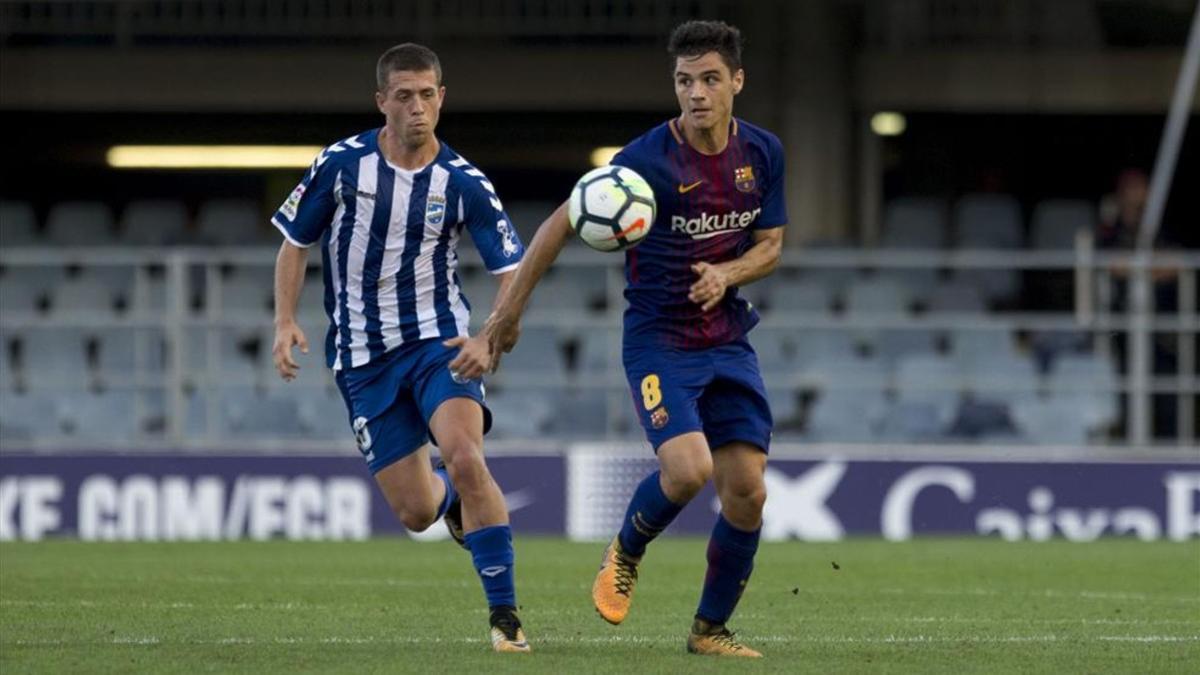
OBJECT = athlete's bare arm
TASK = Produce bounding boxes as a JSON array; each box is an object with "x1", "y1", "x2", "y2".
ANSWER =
[
  {"x1": 482, "y1": 201, "x2": 573, "y2": 359},
  {"x1": 272, "y1": 240, "x2": 311, "y2": 380},
  {"x1": 688, "y1": 226, "x2": 783, "y2": 311}
]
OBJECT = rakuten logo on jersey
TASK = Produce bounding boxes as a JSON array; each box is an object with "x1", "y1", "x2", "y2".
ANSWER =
[{"x1": 671, "y1": 207, "x2": 761, "y2": 239}]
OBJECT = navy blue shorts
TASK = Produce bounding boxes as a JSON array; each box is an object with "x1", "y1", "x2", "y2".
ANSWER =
[
  {"x1": 622, "y1": 337, "x2": 772, "y2": 453},
  {"x1": 334, "y1": 339, "x2": 492, "y2": 474}
]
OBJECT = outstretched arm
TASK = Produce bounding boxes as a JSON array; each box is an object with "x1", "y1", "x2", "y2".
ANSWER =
[
  {"x1": 272, "y1": 240, "x2": 311, "y2": 380},
  {"x1": 483, "y1": 200, "x2": 573, "y2": 360},
  {"x1": 689, "y1": 227, "x2": 784, "y2": 312},
  {"x1": 444, "y1": 270, "x2": 516, "y2": 381}
]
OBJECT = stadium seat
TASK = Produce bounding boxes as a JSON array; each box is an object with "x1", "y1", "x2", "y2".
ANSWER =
[
  {"x1": 120, "y1": 199, "x2": 189, "y2": 246},
  {"x1": 49, "y1": 276, "x2": 119, "y2": 318},
  {"x1": 1030, "y1": 199, "x2": 1095, "y2": 250},
  {"x1": 491, "y1": 326, "x2": 567, "y2": 386},
  {"x1": 843, "y1": 276, "x2": 916, "y2": 350},
  {"x1": 19, "y1": 328, "x2": 92, "y2": 392},
  {"x1": 485, "y1": 388, "x2": 554, "y2": 438},
  {"x1": 925, "y1": 282, "x2": 987, "y2": 313},
  {"x1": 0, "y1": 275, "x2": 43, "y2": 314},
  {"x1": 295, "y1": 384, "x2": 350, "y2": 439},
  {"x1": 1047, "y1": 352, "x2": 1119, "y2": 430},
  {"x1": 953, "y1": 193, "x2": 1024, "y2": 301},
  {"x1": 219, "y1": 270, "x2": 274, "y2": 314},
  {"x1": 502, "y1": 200, "x2": 556, "y2": 244},
  {"x1": 95, "y1": 327, "x2": 167, "y2": 380},
  {"x1": 963, "y1": 352, "x2": 1040, "y2": 407},
  {"x1": 881, "y1": 197, "x2": 948, "y2": 249},
  {"x1": 0, "y1": 390, "x2": 52, "y2": 440},
  {"x1": 44, "y1": 201, "x2": 118, "y2": 247},
  {"x1": 0, "y1": 200, "x2": 40, "y2": 247},
  {"x1": 793, "y1": 328, "x2": 857, "y2": 369},
  {"x1": 524, "y1": 271, "x2": 593, "y2": 321},
  {"x1": 804, "y1": 390, "x2": 889, "y2": 443},
  {"x1": 207, "y1": 384, "x2": 299, "y2": 438},
  {"x1": 874, "y1": 328, "x2": 939, "y2": 364},
  {"x1": 879, "y1": 197, "x2": 948, "y2": 295},
  {"x1": 765, "y1": 280, "x2": 829, "y2": 314},
  {"x1": 889, "y1": 353, "x2": 964, "y2": 437},
  {"x1": 1011, "y1": 397, "x2": 1091, "y2": 444},
  {"x1": 949, "y1": 328, "x2": 1023, "y2": 368},
  {"x1": 195, "y1": 199, "x2": 260, "y2": 246},
  {"x1": 574, "y1": 327, "x2": 622, "y2": 375},
  {"x1": 65, "y1": 389, "x2": 140, "y2": 441},
  {"x1": 750, "y1": 328, "x2": 795, "y2": 372},
  {"x1": 545, "y1": 388, "x2": 611, "y2": 437}
]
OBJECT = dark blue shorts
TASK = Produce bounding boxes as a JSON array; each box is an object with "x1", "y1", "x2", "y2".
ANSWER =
[
  {"x1": 334, "y1": 339, "x2": 492, "y2": 474},
  {"x1": 622, "y1": 337, "x2": 772, "y2": 453}
]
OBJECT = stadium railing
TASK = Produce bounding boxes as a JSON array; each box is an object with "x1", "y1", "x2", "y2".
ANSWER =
[{"x1": 0, "y1": 239, "x2": 1196, "y2": 450}]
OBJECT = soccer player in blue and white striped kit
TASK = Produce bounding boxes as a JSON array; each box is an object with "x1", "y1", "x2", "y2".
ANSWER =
[{"x1": 271, "y1": 43, "x2": 530, "y2": 653}]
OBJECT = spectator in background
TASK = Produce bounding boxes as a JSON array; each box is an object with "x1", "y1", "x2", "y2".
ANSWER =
[{"x1": 1095, "y1": 168, "x2": 1182, "y2": 439}]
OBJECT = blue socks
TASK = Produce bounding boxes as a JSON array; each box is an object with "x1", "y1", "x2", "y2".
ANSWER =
[
  {"x1": 617, "y1": 471, "x2": 684, "y2": 557},
  {"x1": 464, "y1": 525, "x2": 516, "y2": 609},
  {"x1": 433, "y1": 465, "x2": 457, "y2": 520},
  {"x1": 696, "y1": 514, "x2": 760, "y2": 625}
]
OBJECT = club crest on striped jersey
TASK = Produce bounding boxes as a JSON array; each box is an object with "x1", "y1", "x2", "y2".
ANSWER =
[
  {"x1": 734, "y1": 165, "x2": 756, "y2": 193},
  {"x1": 425, "y1": 193, "x2": 447, "y2": 226}
]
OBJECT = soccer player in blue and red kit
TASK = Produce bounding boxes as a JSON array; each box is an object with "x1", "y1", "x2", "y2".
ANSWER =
[
  {"x1": 485, "y1": 21, "x2": 785, "y2": 657},
  {"x1": 271, "y1": 43, "x2": 530, "y2": 653}
]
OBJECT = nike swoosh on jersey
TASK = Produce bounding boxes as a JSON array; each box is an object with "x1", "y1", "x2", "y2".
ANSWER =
[{"x1": 677, "y1": 180, "x2": 704, "y2": 193}]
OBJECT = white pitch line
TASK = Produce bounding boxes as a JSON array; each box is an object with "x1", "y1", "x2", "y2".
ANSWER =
[{"x1": 7, "y1": 634, "x2": 1200, "y2": 647}]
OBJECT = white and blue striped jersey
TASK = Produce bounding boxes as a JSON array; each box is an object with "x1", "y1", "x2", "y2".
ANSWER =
[{"x1": 272, "y1": 129, "x2": 524, "y2": 371}]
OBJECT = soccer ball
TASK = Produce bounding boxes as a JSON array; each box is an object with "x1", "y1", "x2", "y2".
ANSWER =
[{"x1": 568, "y1": 165, "x2": 656, "y2": 252}]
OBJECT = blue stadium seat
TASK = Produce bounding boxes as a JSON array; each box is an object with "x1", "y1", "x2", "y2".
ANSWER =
[
  {"x1": 485, "y1": 388, "x2": 554, "y2": 438},
  {"x1": 844, "y1": 276, "x2": 916, "y2": 350},
  {"x1": 218, "y1": 385, "x2": 302, "y2": 438},
  {"x1": 19, "y1": 328, "x2": 92, "y2": 392},
  {"x1": 889, "y1": 353, "x2": 964, "y2": 437},
  {"x1": 120, "y1": 199, "x2": 189, "y2": 246},
  {"x1": 804, "y1": 390, "x2": 889, "y2": 443},
  {"x1": 1031, "y1": 199, "x2": 1095, "y2": 250},
  {"x1": 1011, "y1": 397, "x2": 1091, "y2": 444},
  {"x1": 793, "y1": 328, "x2": 857, "y2": 369},
  {"x1": 964, "y1": 353, "x2": 1040, "y2": 407},
  {"x1": 751, "y1": 328, "x2": 795, "y2": 372},
  {"x1": 95, "y1": 327, "x2": 167, "y2": 380},
  {"x1": 881, "y1": 197, "x2": 948, "y2": 249},
  {"x1": 196, "y1": 199, "x2": 260, "y2": 246},
  {"x1": 0, "y1": 200, "x2": 39, "y2": 247},
  {"x1": 949, "y1": 328, "x2": 1022, "y2": 368},
  {"x1": 1047, "y1": 352, "x2": 1119, "y2": 431},
  {"x1": 492, "y1": 326, "x2": 567, "y2": 387},
  {"x1": 45, "y1": 201, "x2": 118, "y2": 247},
  {"x1": 0, "y1": 275, "x2": 42, "y2": 314},
  {"x1": 926, "y1": 282, "x2": 987, "y2": 313},
  {"x1": 953, "y1": 193, "x2": 1024, "y2": 301},
  {"x1": 50, "y1": 276, "x2": 119, "y2": 318},
  {"x1": 294, "y1": 384, "x2": 350, "y2": 440},
  {"x1": 765, "y1": 280, "x2": 829, "y2": 314},
  {"x1": 66, "y1": 390, "x2": 140, "y2": 441},
  {"x1": 545, "y1": 388, "x2": 611, "y2": 437},
  {"x1": 574, "y1": 327, "x2": 622, "y2": 375}
]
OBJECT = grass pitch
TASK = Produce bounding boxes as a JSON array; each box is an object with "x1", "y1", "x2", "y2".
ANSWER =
[{"x1": 1, "y1": 538, "x2": 1197, "y2": 673}]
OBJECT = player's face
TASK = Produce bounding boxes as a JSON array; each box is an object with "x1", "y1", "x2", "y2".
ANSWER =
[
  {"x1": 673, "y1": 52, "x2": 744, "y2": 132},
  {"x1": 375, "y1": 69, "x2": 445, "y2": 148}
]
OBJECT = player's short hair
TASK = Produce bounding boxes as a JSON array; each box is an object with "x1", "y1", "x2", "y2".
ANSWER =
[
  {"x1": 667, "y1": 20, "x2": 743, "y2": 74},
  {"x1": 376, "y1": 43, "x2": 442, "y2": 92}
]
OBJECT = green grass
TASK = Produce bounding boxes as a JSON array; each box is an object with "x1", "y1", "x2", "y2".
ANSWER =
[{"x1": 1, "y1": 538, "x2": 1198, "y2": 673}]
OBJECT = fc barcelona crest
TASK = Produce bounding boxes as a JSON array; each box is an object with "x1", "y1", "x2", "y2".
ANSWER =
[
  {"x1": 426, "y1": 193, "x2": 446, "y2": 226},
  {"x1": 734, "y1": 165, "x2": 756, "y2": 193}
]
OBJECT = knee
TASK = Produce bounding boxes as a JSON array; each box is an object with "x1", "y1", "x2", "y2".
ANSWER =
[
  {"x1": 394, "y1": 504, "x2": 438, "y2": 532},
  {"x1": 722, "y1": 480, "x2": 767, "y2": 516},
  {"x1": 662, "y1": 457, "x2": 713, "y2": 502},
  {"x1": 442, "y1": 439, "x2": 488, "y2": 492}
]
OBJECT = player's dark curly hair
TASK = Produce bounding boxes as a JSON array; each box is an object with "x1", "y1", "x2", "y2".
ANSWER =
[
  {"x1": 667, "y1": 20, "x2": 743, "y2": 74},
  {"x1": 376, "y1": 43, "x2": 442, "y2": 91}
]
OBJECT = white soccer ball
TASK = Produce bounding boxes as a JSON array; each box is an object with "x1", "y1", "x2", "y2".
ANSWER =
[{"x1": 568, "y1": 165, "x2": 656, "y2": 252}]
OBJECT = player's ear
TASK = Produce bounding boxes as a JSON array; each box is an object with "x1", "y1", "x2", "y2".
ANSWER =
[
  {"x1": 375, "y1": 89, "x2": 387, "y2": 114},
  {"x1": 732, "y1": 69, "x2": 745, "y2": 95},
  {"x1": 438, "y1": 85, "x2": 447, "y2": 105}
]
